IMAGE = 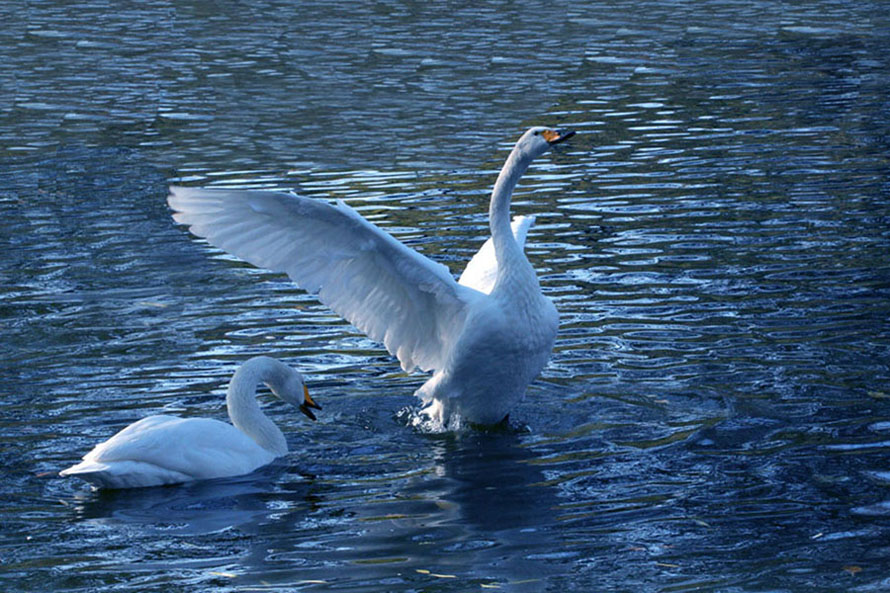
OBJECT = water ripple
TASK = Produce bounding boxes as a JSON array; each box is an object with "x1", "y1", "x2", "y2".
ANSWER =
[{"x1": 2, "y1": 1, "x2": 890, "y2": 592}]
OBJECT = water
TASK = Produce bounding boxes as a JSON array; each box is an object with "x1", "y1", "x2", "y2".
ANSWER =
[{"x1": 2, "y1": 1, "x2": 889, "y2": 591}]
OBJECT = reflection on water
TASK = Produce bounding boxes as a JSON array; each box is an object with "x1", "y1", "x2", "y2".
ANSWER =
[
  {"x1": 2, "y1": 0, "x2": 890, "y2": 591},
  {"x1": 232, "y1": 432, "x2": 563, "y2": 592},
  {"x1": 71, "y1": 464, "x2": 304, "y2": 536}
]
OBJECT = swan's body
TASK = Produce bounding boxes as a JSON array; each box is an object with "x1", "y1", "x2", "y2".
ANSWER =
[
  {"x1": 60, "y1": 356, "x2": 320, "y2": 489},
  {"x1": 168, "y1": 127, "x2": 572, "y2": 426}
]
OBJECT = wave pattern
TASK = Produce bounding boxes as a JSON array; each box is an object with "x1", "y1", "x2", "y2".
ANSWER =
[{"x1": 1, "y1": 1, "x2": 889, "y2": 592}]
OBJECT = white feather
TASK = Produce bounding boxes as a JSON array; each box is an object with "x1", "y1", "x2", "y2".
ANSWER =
[
  {"x1": 168, "y1": 127, "x2": 571, "y2": 426},
  {"x1": 168, "y1": 188, "x2": 481, "y2": 373},
  {"x1": 60, "y1": 416, "x2": 275, "y2": 489},
  {"x1": 60, "y1": 357, "x2": 317, "y2": 489},
  {"x1": 459, "y1": 215, "x2": 535, "y2": 294}
]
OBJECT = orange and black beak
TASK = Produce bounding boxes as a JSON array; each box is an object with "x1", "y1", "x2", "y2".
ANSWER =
[
  {"x1": 300, "y1": 386, "x2": 322, "y2": 421},
  {"x1": 542, "y1": 128, "x2": 576, "y2": 146}
]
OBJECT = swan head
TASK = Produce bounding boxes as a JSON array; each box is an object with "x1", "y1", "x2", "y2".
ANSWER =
[
  {"x1": 269, "y1": 367, "x2": 322, "y2": 421},
  {"x1": 518, "y1": 126, "x2": 576, "y2": 159}
]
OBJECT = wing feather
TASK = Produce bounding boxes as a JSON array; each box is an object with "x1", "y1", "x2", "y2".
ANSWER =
[
  {"x1": 168, "y1": 187, "x2": 480, "y2": 372},
  {"x1": 458, "y1": 215, "x2": 535, "y2": 294}
]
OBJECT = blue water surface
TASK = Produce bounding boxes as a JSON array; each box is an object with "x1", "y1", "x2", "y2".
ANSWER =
[{"x1": 1, "y1": 1, "x2": 889, "y2": 591}]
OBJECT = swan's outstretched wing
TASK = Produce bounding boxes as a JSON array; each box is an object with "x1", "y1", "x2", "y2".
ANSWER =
[
  {"x1": 458, "y1": 215, "x2": 535, "y2": 294},
  {"x1": 168, "y1": 187, "x2": 479, "y2": 372}
]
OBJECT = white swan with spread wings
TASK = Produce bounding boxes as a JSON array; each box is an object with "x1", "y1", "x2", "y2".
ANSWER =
[{"x1": 168, "y1": 127, "x2": 573, "y2": 426}]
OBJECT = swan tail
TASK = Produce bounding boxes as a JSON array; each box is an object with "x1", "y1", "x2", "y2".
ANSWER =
[{"x1": 60, "y1": 460, "x2": 193, "y2": 489}]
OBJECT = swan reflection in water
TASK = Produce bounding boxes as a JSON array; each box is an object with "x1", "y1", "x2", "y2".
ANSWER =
[
  {"x1": 67, "y1": 463, "x2": 317, "y2": 536},
  {"x1": 231, "y1": 428, "x2": 563, "y2": 590},
  {"x1": 61, "y1": 418, "x2": 561, "y2": 589}
]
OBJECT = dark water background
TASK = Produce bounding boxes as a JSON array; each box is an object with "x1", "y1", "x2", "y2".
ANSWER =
[{"x1": 2, "y1": 1, "x2": 889, "y2": 591}]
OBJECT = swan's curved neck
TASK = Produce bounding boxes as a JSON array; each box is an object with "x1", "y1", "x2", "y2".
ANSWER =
[
  {"x1": 226, "y1": 357, "x2": 290, "y2": 455},
  {"x1": 490, "y1": 145, "x2": 534, "y2": 266}
]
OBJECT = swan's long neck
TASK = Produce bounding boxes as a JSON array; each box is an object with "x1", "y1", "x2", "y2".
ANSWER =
[
  {"x1": 490, "y1": 145, "x2": 534, "y2": 272},
  {"x1": 226, "y1": 357, "x2": 290, "y2": 456}
]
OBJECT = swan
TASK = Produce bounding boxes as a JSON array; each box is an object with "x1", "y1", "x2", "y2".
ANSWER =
[
  {"x1": 167, "y1": 126, "x2": 574, "y2": 427},
  {"x1": 60, "y1": 356, "x2": 321, "y2": 489}
]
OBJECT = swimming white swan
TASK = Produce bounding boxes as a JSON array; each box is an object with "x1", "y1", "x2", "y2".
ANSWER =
[
  {"x1": 60, "y1": 356, "x2": 321, "y2": 489},
  {"x1": 168, "y1": 126, "x2": 573, "y2": 426}
]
